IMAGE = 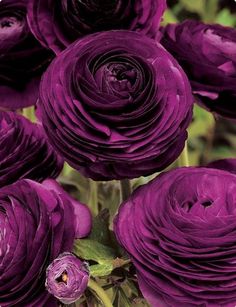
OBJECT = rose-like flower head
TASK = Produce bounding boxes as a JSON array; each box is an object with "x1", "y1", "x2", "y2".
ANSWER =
[
  {"x1": 27, "y1": 0, "x2": 166, "y2": 54},
  {"x1": 46, "y1": 252, "x2": 89, "y2": 304},
  {"x1": 0, "y1": 111, "x2": 63, "y2": 187},
  {"x1": 0, "y1": 179, "x2": 79, "y2": 306},
  {"x1": 160, "y1": 20, "x2": 236, "y2": 119},
  {"x1": 115, "y1": 167, "x2": 236, "y2": 306},
  {"x1": 0, "y1": 0, "x2": 53, "y2": 109},
  {"x1": 39, "y1": 30, "x2": 193, "y2": 180}
]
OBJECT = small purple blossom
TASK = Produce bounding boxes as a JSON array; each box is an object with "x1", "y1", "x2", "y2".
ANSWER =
[{"x1": 46, "y1": 252, "x2": 89, "y2": 305}]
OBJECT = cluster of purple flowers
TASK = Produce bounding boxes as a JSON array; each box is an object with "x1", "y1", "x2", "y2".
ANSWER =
[{"x1": 1, "y1": 0, "x2": 236, "y2": 306}]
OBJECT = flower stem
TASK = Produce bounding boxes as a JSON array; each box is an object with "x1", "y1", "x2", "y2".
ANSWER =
[
  {"x1": 88, "y1": 279, "x2": 113, "y2": 307},
  {"x1": 120, "y1": 179, "x2": 132, "y2": 202},
  {"x1": 178, "y1": 142, "x2": 189, "y2": 167}
]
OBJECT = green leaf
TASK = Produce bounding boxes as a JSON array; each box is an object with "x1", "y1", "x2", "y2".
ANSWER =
[
  {"x1": 216, "y1": 9, "x2": 236, "y2": 27},
  {"x1": 73, "y1": 239, "x2": 116, "y2": 264},
  {"x1": 73, "y1": 239, "x2": 130, "y2": 277},
  {"x1": 89, "y1": 262, "x2": 114, "y2": 277}
]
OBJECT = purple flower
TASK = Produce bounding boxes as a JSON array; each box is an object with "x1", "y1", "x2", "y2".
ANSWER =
[
  {"x1": 0, "y1": 179, "x2": 84, "y2": 306},
  {"x1": 39, "y1": 30, "x2": 193, "y2": 180},
  {"x1": 160, "y1": 20, "x2": 236, "y2": 119},
  {"x1": 0, "y1": 0, "x2": 53, "y2": 109},
  {"x1": 46, "y1": 252, "x2": 89, "y2": 304},
  {"x1": 27, "y1": 0, "x2": 167, "y2": 54},
  {"x1": 0, "y1": 111, "x2": 63, "y2": 187},
  {"x1": 115, "y1": 167, "x2": 236, "y2": 306}
]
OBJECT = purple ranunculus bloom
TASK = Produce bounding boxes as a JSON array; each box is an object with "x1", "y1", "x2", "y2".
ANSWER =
[
  {"x1": 0, "y1": 111, "x2": 63, "y2": 187},
  {"x1": 39, "y1": 30, "x2": 193, "y2": 181},
  {"x1": 46, "y1": 252, "x2": 89, "y2": 305},
  {"x1": 27, "y1": 0, "x2": 167, "y2": 54},
  {"x1": 0, "y1": 0, "x2": 53, "y2": 109},
  {"x1": 115, "y1": 167, "x2": 236, "y2": 306},
  {"x1": 0, "y1": 178, "x2": 91, "y2": 306},
  {"x1": 160, "y1": 20, "x2": 236, "y2": 120}
]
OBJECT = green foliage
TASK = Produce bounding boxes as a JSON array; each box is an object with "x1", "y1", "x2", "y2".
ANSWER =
[
  {"x1": 179, "y1": 0, "x2": 206, "y2": 15},
  {"x1": 216, "y1": 8, "x2": 236, "y2": 26}
]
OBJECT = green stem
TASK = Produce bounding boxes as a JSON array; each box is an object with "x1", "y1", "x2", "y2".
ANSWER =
[
  {"x1": 88, "y1": 180, "x2": 98, "y2": 216},
  {"x1": 178, "y1": 142, "x2": 189, "y2": 167},
  {"x1": 120, "y1": 179, "x2": 132, "y2": 202},
  {"x1": 88, "y1": 279, "x2": 113, "y2": 307}
]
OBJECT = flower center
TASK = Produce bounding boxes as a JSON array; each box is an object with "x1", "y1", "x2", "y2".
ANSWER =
[
  {"x1": 0, "y1": 16, "x2": 24, "y2": 41},
  {"x1": 56, "y1": 271, "x2": 68, "y2": 284},
  {"x1": 96, "y1": 63, "x2": 138, "y2": 93}
]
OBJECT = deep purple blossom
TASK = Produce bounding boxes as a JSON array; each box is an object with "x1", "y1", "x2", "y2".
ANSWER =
[
  {"x1": 0, "y1": 0, "x2": 53, "y2": 109},
  {"x1": 27, "y1": 0, "x2": 167, "y2": 54},
  {"x1": 39, "y1": 30, "x2": 193, "y2": 180},
  {"x1": 115, "y1": 167, "x2": 236, "y2": 306},
  {"x1": 0, "y1": 111, "x2": 63, "y2": 187},
  {"x1": 0, "y1": 179, "x2": 90, "y2": 306},
  {"x1": 46, "y1": 252, "x2": 89, "y2": 304},
  {"x1": 160, "y1": 20, "x2": 236, "y2": 119}
]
